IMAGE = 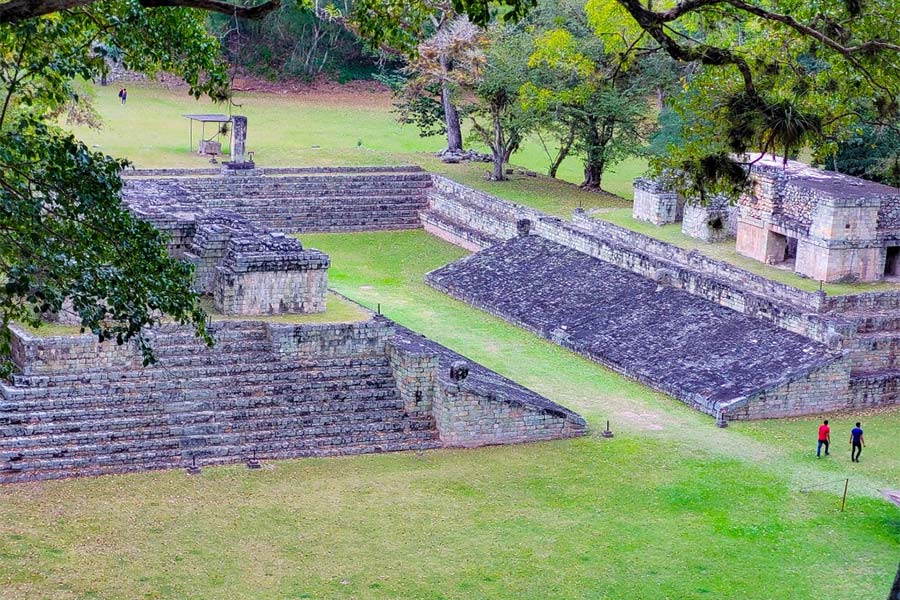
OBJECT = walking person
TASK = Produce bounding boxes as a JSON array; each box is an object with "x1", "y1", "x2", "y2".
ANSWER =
[
  {"x1": 850, "y1": 422, "x2": 865, "y2": 462},
  {"x1": 817, "y1": 419, "x2": 831, "y2": 457},
  {"x1": 121, "y1": 87, "x2": 127, "y2": 105}
]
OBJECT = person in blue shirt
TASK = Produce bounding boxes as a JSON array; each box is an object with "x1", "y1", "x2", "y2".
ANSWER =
[{"x1": 849, "y1": 422, "x2": 865, "y2": 463}]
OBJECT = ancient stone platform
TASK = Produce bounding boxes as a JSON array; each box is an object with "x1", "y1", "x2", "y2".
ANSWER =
[
  {"x1": 0, "y1": 316, "x2": 585, "y2": 483},
  {"x1": 122, "y1": 166, "x2": 432, "y2": 233},
  {"x1": 427, "y1": 235, "x2": 847, "y2": 418}
]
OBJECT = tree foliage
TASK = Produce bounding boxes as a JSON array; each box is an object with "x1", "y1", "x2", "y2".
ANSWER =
[
  {"x1": 584, "y1": 0, "x2": 900, "y2": 191},
  {"x1": 0, "y1": 1, "x2": 228, "y2": 367},
  {"x1": 208, "y1": 0, "x2": 384, "y2": 81},
  {"x1": 521, "y1": 0, "x2": 657, "y2": 189},
  {"x1": 469, "y1": 24, "x2": 534, "y2": 180}
]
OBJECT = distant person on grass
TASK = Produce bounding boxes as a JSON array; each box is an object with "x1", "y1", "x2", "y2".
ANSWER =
[
  {"x1": 817, "y1": 419, "x2": 831, "y2": 457},
  {"x1": 850, "y1": 422, "x2": 865, "y2": 462},
  {"x1": 119, "y1": 87, "x2": 127, "y2": 105}
]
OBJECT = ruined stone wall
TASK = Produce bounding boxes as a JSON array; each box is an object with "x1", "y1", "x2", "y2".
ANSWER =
[
  {"x1": 433, "y1": 386, "x2": 582, "y2": 446},
  {"x1": 682, "y1": 200, "x2": 737, "y2": 242},
  {"x1": 723, "y1": 358, "x2": 858, "y2": 420},
  {"x1": 426, "y1": 176, "x2": 833, "y2": 340},
  {"x1": 423, "y1": 175, "x2": 900, "y2": 418},
  {"x1": 632, "y1": 178, "x2": 683, "y2": 225},
  {"x1": 389, "y1": 325, "x2": 587, "y2": 445}
]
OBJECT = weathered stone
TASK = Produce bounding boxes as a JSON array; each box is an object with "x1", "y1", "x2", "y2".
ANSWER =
[{"x1": 427, "y1": 235, "x2": 850, "y2": 418}]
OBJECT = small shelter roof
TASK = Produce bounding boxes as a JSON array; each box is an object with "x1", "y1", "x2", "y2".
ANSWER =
[{"x1": 182, "y1": 114, "x2": 232, "y2": 122}]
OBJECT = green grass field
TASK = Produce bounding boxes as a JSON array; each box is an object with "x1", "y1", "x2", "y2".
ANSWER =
[
  {"x1": 3, "y1": 82, "x2": 893, "y2": 599},
  {"x1": 71, "y1": 83, "x2": 644, "y2": 199},
  {"x1": 1, "y1": 230, "x2": 898, "y2": 599}
]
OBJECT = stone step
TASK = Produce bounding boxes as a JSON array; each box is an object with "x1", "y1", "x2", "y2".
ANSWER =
[
  {"x1": 0, "y1": 437, "x2": 442, "y2": 484},
  {"x1": 420, "y1": 209, "x2": 501, "y2": 251},
  {"x1": 3, "y1": 374, "x2": 400, "y2": 405},
  {"x1": 0, "y1": 392, "x2": 407, "y2": 425},
  {"x1": 190, "y1": 187, "x2": 431, "y2": 199},
  {"x1": 0, "y1": 404, "x2": 424, "y2": 446},
  {"x1": 0, "y1": 418, "x2": 438, "y2": 469},
  {"x1": 8, "y1": 359, "x2": 395, "y2": 388}
]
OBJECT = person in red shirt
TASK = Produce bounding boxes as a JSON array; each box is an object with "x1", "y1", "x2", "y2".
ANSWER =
[{"x1": 817, "y1": 419, "x2": 831, "y2": 457}]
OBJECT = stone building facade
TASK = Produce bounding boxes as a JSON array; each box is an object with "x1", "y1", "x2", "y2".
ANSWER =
[
  {"x1": 633, "y1": 158, "x2": 900, "y2": 282},
  {"x1": 734, "y1": 157, "x2": 900, "y2": 282},
  {"x1": 632, "y1": 178, "x2": 738, "y2": 242}
]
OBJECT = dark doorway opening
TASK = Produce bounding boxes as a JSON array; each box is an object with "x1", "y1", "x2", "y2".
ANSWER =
[{"x1": 885, "y1": 246, "x2": 900, "y2": 277}]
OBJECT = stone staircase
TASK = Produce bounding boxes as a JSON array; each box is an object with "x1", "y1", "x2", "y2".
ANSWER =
[
  {"x1": 0, "y1": 322, "x2": 439, "y2": 483},
  {"x1": 844, "y1": 309, "x2": 900, "y2": 407},
  {"x1": 124, "y1": 169, "x2": 433, "y2": 234},
  {"x1": 420, "y1": 183, "x2": 513, "y2": 251}
]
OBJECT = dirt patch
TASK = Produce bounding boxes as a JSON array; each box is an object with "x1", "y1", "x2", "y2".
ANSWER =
[
  {"x1": 153, "y1": 71, "x2": 391, "y2": 106},
  {"x1": 618, "y1": 410, "x2": 666, "y2": 430}
]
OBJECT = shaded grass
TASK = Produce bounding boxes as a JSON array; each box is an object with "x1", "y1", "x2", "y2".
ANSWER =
[{"x1": 0, "y1": 229, "x2": 898, "y2": 599}]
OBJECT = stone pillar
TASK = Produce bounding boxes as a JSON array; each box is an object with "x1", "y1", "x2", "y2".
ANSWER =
[{"x1": 230, "y1": 115, "x2": 247, "y2": 163}]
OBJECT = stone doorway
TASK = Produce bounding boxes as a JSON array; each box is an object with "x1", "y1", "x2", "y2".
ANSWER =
[
  {"x1": 885, "y1": 246, "x2": 900, "y2": 277},
  {"x1": 766, "y1": 231, "x2": 798, "y2": 269}
]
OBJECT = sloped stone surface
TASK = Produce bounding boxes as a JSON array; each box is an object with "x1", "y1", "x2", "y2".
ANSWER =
[{"x1": 427, "y1": 235, "x2": 841, "y2": 414}]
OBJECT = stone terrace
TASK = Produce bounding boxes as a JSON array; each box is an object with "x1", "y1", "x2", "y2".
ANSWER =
[
  {"x1": 427, "y1": 235, "x2": 845, "y2": 418},
  {"x1": 1, "y1": 316, "x2": 585, "y2": 483},
  {"x1": 122, "y1": 166, "x2": 433, "y2": 233}
]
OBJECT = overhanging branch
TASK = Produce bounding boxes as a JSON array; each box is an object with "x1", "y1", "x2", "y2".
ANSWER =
[{"x1": 0, "y1": 0, "x2": 280, "y2": 24}]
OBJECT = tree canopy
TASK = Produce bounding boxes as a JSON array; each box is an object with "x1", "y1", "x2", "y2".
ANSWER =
[{"x1": 588, "y1": 0, "x2": 900, "y2": 191}]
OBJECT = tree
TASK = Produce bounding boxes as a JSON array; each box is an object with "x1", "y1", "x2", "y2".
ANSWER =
[
  {"x1": 890, "y1": 561, "x2": 900, "y2": 600},
  {"x1": 469, "y1": 24, "x2": 534, "y2": 180},
  {"x1": 402, "y1": 15, "x2": 487, "y2": 152},
  {"x1": 522, "y1": 1, "x2": 656, "y2": 189},
  {"x1": 207, "y1": 0, "x2": 383, "y2": 81},
  {"x1": 585, "y1": 0, "x2": 900, "y2": 193},
  {"x1": 0, "y1": 3, "x2": 235, "y2": 366},
  {"x1": 824, "y1": 122, "x2": 900, "y2": 187}
]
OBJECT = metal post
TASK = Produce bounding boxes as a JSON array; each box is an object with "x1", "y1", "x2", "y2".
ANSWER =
[{"x1": 841, "y1": 478, "x2": 849, "y2": 512}]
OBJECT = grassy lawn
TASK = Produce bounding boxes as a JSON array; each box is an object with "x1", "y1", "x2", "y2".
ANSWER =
[
  {"x1": 70, "y1": 82, "x2": 639, "y2": 211},
  {"x1": 1, "y1": 229, "x2": 898, "y2": 599}
]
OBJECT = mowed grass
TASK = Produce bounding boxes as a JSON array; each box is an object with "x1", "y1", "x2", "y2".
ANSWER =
[
  {"x1": 69, "y1": 83, "x2": 643, "y2": 206},
  {"x1": 2, "y1": 229, "x2": 898, "y2": 599}
]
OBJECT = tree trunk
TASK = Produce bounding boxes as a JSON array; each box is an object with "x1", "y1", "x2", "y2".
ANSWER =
[
  {"x1": 440, "y1": 56, "x2": 463, "y2": 152},
  {"x1": 581, "y1": 117, "x2": 615, "y2": 189},
  {"x1": 491, "y1": 106, "x2": 505, "y2": 181},
  {"x1": 444, "y1": 92, "x2": 463, "y2": 152},
  {"x1": 582, "y1": 160, "x2": 604, "y2": 188},
  {"x1": 581, "y1": 116, "x2": 604, "y2": 188},
  {"x1": 549, "y1": 123, "x2": 576, "y2": 178},
  {"x1": 890, "y1": 561, "x2": 900, "y2": 600}
]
